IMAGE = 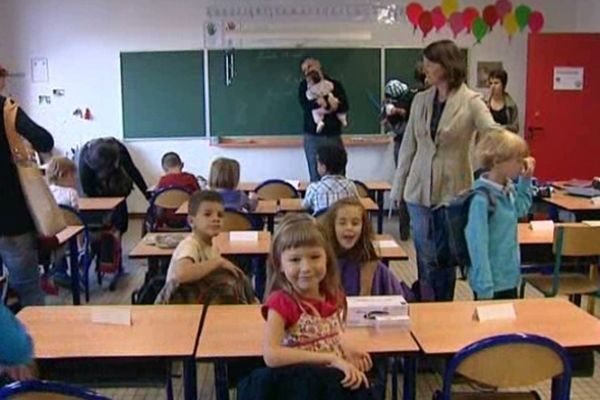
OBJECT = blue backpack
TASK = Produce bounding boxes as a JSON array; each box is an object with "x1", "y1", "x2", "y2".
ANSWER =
[{"x1": 435, "y1": 187, "x2": 496, "y2": 271}]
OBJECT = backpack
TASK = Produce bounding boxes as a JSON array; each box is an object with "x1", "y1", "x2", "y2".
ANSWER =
[
  {"x1": 435, "y1": 187, "x2": 496, "y2": 271},
  {"x1": 132, "y1": 275, "x2": 167, "y2": 304}
]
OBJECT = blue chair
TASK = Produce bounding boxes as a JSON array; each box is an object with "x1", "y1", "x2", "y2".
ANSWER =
[
  {"x1": 0, "y1": 380, "x2": 111, "y2": 399},
  {"x1": 145, "y1": 186, "x2": 193, "y2": 233},
  {"x1": 434, "y1": 333, "x2": 572, "y2": 400},
  {"x1": 59, "y1": 205, "x2": 94, "y2": 303},
  {"x1": 255, "y1": 179, "x2": 299, "y2": 200},
  {"x1": 223, "y1": 208, "x2": 263, "y2": 231}
]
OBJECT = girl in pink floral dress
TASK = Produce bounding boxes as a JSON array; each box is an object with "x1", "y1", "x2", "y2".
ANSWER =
[{"x1": 262, "y1": 214, "x2": 372, "y2": 391}]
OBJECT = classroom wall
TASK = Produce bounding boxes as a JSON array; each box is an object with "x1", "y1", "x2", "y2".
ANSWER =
[{"x1": 0, "y1": 0, "x2": 594, "y2": 212}]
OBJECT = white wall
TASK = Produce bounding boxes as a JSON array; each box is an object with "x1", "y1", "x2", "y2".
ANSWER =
[{"x1": 0, "y1": 0, "x2": 591, "y2": 212}]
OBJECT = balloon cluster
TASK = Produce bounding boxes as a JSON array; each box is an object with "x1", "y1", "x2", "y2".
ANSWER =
[{"x1": 406, "y1": 0, "x2": 545, "y2": 42}]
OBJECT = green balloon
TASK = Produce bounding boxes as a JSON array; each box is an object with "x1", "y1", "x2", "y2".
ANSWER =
[
  {"x1": 515, "y1": 4, "x2": 532, "y2": 31},
  {"x1": 472, "y1": 17, "x2": 488, "y2": 43}
]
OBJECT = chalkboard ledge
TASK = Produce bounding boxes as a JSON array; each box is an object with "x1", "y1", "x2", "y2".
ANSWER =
[{"x1": 213, "y1": 135, "x2": 391, "y2": 148}]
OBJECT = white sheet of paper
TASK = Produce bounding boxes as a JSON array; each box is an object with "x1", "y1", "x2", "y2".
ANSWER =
[
  {"x1": 529, "y1": 220, "x2": 554, "y2": 231},
  {"x1": 475, "y1": 303, "x2": 516, "y2": 322},
  {"x1": 553, "y1": 67, "x2": 584, "y2": 91},
  {"x1": 285, "y1": 180, "x2": 300, "y2": 189},
  {"x1": 91, "y1": 308, "x2": 132, "y2": 326},
  {"x1": 591, "y1": 197, "x2": 600, "y2": 205},
  {"x1": 582, "y1": 220, "x2": 600, "y2": 227},
  {"x1": 374, "y1": 240, "x2": 399, "y2": 248},
  {"x1": 229, "y1": 231, "x2": 258, "y2": 242}
]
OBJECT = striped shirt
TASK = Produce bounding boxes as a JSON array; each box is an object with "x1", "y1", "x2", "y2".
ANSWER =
[{"x1": 302, "y1": 175, "x2": 359, "y2": 212}]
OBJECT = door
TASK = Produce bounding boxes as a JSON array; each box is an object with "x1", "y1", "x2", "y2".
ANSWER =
[{"x1": 526, "y1": 33, "x2": 600, "y2": 181}]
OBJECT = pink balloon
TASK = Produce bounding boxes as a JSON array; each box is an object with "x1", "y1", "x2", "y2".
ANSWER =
[
  {"x1": 528, "y1": 11, "x2": 545, "y2": 34},
  {"x1": 449, "y1": 11, "x2": 465, "y2": 37},
  {"x1": 495, "y1": 0, "x2": 513, "y2": 20},
  {"x1": 431, "y1": 6, "x2": 447, "y2": 32}
]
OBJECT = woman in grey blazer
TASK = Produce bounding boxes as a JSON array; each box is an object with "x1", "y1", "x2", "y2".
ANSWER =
[{"x1": 391, "y1": 40, "x2": 500, "y2": 301}]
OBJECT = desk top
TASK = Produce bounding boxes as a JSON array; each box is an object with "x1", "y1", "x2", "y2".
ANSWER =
[
  {"x1": 176, "y1": 200, "x2": 278, "y2": 216},
  {"x1": 130, "y1": 232, "x2": 271, "y2": 259},
  {"x1": 543, "y1": 191, "x2": 600, "y2": 211},
  {"x1": 55, "y1": 225, "x2": 84, "y2": 245},
  {"x1": 373, "y1": 234, "x2": 408, "y2": 260},
  {"x1": 410, "y1": 298, "x2": 600, "y2": 355},
  {"x1": 279, "y1": 197, "x2": 379, "y2": 212},
  {"x1": 517, "y1": 223, "x2": 554, "y2": 245},
  {"x1": 196, "y1": 304, "x2": 418, "y2": 359},
  {"x1": 18, "y1": 305, "x2": 202, "y2": 359},
  {"x1": 78, "y1": 197, "x2": 125, "y2": 212}
]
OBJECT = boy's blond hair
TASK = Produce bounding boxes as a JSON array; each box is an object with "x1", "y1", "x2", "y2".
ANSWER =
[
  {"x1": 47, "y1": 156, "x2": 76, "y2": 184},
  {"x1": 209, "y1": 157, "x2": 240, "y2": 190},
  {"x1": 476, "y1": 130, "x2": 529, "y2": 170}
]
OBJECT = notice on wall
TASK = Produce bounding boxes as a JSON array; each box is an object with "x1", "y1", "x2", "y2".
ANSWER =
[{"x1": 553, "y1": 67, "x2": 584, "y2": 91}]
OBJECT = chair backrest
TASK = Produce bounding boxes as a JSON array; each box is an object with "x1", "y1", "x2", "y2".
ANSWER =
[
  {"x1": 152, "y1": 187, "x2": 192, "y2": 209},
  {"x1": 352, "y1": 180, "x2": 370, "y2": 198},
  {"x1": 222, "y1": 209, "x2": 255, "y2": 232},
  {"x1": 440, "y1": 334, "x2": 571, "y2": 400},
  {"x1": 59, "y1": 205, "x2": 89, "y2": 246},
  {"x1": 553, "y1": 224, "x2": 600, "y2": 257},
  {"x1": 255, "y1": 179, "x2": 299, "y2": 200},
  {"x1": 0, "y1": 380, "x2": 110, "y2": 399}
]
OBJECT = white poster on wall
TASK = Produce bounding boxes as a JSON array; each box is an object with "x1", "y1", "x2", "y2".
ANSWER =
[{"x1": 553, "y1": 67, "x2": 584, "y2": 91}]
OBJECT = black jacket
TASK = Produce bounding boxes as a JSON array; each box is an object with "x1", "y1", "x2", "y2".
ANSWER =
[
  {"x1": 79, "y1": 138, "x2": 148, "y2": 197},
  {"x1": 298, "y1": 76, "x2": 349, "y2": 136},
  {"x1": 0, "y1": 96, "x2": 54, "y2": 236}
]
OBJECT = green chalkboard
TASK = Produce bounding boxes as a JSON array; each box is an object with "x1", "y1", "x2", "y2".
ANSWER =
[
  {"x1": 208, "y1": 48, "x2": 381, "y2": 136},
  {"x1": 121, "y1": 51, "x2": 204, "y2": 138},
  {"x1": 384, "y1": 48, "x2": 424, "y2": 86}
]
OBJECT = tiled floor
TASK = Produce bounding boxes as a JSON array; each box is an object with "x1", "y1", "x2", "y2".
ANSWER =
[{"x1": 45, "y1": 216, "x2": 600, "y2": 399}]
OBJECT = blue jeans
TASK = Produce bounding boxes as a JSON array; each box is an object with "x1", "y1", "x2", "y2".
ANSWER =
[
  {"x1": 406, "y1": 203, "x2": 456, "y2": 301},
  {"x1": 303, "y1": 134, "x2": 344, "y2": 182},
  {"x1": 0, "y1": 232, "x2": 45, "y2": 306}
]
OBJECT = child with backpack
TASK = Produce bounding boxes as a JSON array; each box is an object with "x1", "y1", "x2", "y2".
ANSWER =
[
  {"x1": 154, "y1": 190, "x2": 255, "y2": 304},
  {"x1": 465, "y1": 130, "x2": 535, "y2": 300}
]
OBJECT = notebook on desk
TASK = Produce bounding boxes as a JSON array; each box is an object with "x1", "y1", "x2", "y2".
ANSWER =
[{"x1": 565, "y1": 187, "x2": 600, "y2": 198}]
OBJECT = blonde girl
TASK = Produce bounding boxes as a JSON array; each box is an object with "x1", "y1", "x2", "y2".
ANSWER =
[{"x1": 262, "y1": 214, "x2": 372, "y2": 391}]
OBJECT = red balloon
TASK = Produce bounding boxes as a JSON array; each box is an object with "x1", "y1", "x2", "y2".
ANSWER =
[
  {"x1": 431, "y1": 6, "x2": 447, "y2": 32},
  {"x1": 528, "y1": 11, "x2": 545, "y2": 34},
  {"x1": 482, "y1": 5, "x2": 499, "y2": 30},
  {"x1": 406, "y1": 2, "x2": 424, "y2": 29},
  {"x1": 418, "y1": 11, "x2": 434, "y2": 38},
  {"x1": 462, "y1": 7, "x2": 479, "y2": 33}
]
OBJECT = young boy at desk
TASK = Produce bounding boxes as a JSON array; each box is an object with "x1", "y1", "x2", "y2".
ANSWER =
[
  {"x1": 155, "y1": 191, "x2": 255, "y2": 304},
  {"x1": 302, "y1": 144, "x2": 359, "y2": 213},
  {"x1": 156, "y1": 152, "x2": 200, "y2": 193}
]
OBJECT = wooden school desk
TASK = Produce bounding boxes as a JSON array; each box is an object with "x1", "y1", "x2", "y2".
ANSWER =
[
  {"x1": 543, "y1": 191, "x2": 600, "y2": 221},
  {"x1": 78, "y1": 197, "x2": 125, "y2": 212},
  {"x1": 410, "y1": 298, "x2": 600, "y2": 356},
  {"x1": 130, "y1": 232, "x2": 271, "y2": 259},
  {"x1": 176, "y1": 200, "x2": 279, "y2": 232},
  {"x1": 18, "y1": 305, "x2": 203, "y2": 400},
  {"x1": 196, "y1": 304, "x2": 419, "y2": 400},
  {"x1": 373, "y1": 234, "x2": 409, "y2": 263}
]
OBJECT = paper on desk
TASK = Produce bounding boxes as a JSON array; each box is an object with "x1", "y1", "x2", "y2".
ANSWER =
[
  {"x1": 591, "y1": 197, "x2": 600, "y2": 205},
  {"x1": 475, "y1": 303, "x2": 516, "y2": 322},
  {"x1": 582, "y1": 220, "x2": 600, "y2": 227},
  {"x1": 374, "y1": 240, "x2": 399, "y2": 248},
  {"x1": 529, "y1": 220, "x2": 554, "y2": 231},
  {"x1": 285, "y1": 180, "x2": 300, "y2": 189},
  {"x1": 229, "y1": 231, "x2": 259, "y2": 242},
  {"x1": 92, "y1": 308, "x2": 132, "y2": 326}
]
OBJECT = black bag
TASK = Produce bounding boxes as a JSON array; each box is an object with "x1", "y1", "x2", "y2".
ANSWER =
[
  {"x1": 434, "y1": 187, "x2": 496, "y2": 270},
  {"x1": 132, "y1": 275, "x2": 166, "y2": 304}
]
